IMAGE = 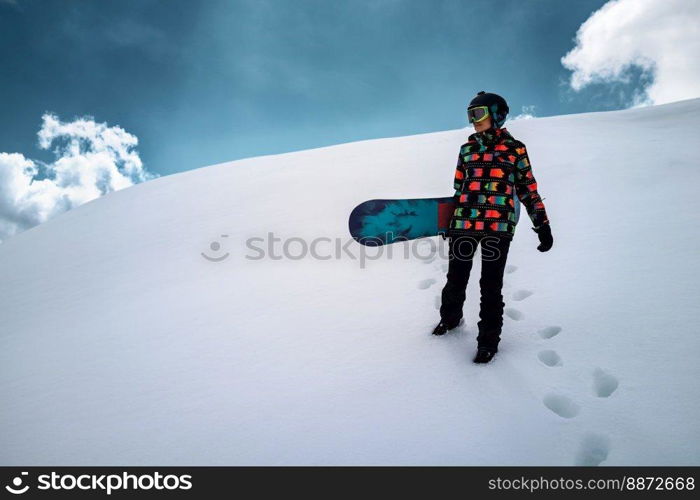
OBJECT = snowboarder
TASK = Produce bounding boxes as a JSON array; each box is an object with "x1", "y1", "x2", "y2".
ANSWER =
[{"x1": 432, "y1": 91, "x2": 553, "y2": 364}]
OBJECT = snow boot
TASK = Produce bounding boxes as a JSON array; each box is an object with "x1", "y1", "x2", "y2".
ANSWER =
[
  {"x1": 432, "y1": 318, "x2": 462, "y2": 336},
  {"x1": 473, "y1": 346, "x2": 497, "y2": 364}
]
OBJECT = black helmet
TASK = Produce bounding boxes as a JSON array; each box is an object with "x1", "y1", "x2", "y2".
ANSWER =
[{"x1": 468, "y1": 91, "x2": 509, "y2": 128}]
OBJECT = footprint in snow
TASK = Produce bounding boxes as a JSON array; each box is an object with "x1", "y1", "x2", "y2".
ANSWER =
[
  {"x1": 538, "y1": 350, "x2": 562, "y2": 367},
  {"x1": 505, "y1": 264, "x2": 518, "y2": 274},
  {"x1": 593, "y1": 368, "x2": 619, "y2": 398},
  {"x1": 543, "y1": 393, "x2": 580, "y2": 419},
  {"x1": 575, "y1": 433, "x2": 611, "y2": 466},
  {"x1": 504, "y1": 308, "x2": 524, "y2": 320},
  {"x1": 417, "y1": 278, "x2": 437, "y2": 290},
  {"x1": 538, "y1": 326, "x2": 562, "y2": 339},
  {"x1": 512, "y1": 289, "x2": 533, "y2": 301}
]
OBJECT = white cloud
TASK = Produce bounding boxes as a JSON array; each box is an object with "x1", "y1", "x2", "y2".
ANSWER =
[
  {"x1": 511, "y1": 105, "x2": 537, "y2": 121},
  {"x1": 0, "y1": 114, "x2": 155, "y2": 242},
  {"x1": 561, "y1": 0, "x2": 700, "y2": 106}
]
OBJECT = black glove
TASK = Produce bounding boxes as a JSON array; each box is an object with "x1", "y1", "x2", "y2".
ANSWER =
[{"x1": 532, "y1": 223, "x2": 553, "y2": 252}]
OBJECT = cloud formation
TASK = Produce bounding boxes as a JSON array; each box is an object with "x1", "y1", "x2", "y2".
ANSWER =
[
  {"x1": 511, "y1": 105, "x2": 537, "y2": 121},
  {"x1": 561, "y1": 0, "x2": 700, "y2": 106},
  {"x1": 0, "y1": 114, "x2": 154, "y2": 242}
]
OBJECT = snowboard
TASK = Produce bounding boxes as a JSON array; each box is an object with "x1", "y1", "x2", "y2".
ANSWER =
[
  {"x1": 348, "y1": 196, "x2": 456, "y2": 246},
  {"x1": 349, "y1": 196, "x2": 521, "y2": 246}
]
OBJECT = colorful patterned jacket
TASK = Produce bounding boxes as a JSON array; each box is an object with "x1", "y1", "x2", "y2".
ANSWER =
[{"x1": 448, "y1": 127, "x2": 549, "y2": 240}]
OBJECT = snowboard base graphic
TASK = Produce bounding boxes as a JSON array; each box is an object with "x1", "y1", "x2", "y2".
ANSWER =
[{"x1": 348, "y1": 197, "x2": 456, "y2": 246}]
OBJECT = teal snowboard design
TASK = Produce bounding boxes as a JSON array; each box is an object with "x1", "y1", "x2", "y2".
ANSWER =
[
  {"x1": 349, "y1": 196, "x2": 521, "y2": 246},
  {"x1": 348, "y1": 197, "x2": 456, "y2": 246}
]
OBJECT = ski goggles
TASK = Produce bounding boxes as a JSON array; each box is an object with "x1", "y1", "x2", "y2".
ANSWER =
[{"x1": 467, "y1": 105, "x2": 490, "y2": 123}]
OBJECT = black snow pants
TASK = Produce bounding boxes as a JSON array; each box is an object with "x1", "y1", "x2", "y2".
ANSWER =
[{"x1": 439, "y1": 234, "x2": 512, "y2": 349}]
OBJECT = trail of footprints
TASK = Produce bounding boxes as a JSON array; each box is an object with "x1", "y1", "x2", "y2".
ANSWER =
[
  {"x1": 420, "y1": 257, "x2": 619, "y2": 465},
  {"x1": 511, "y1": 268, "x2": 618, "y2": 465}
]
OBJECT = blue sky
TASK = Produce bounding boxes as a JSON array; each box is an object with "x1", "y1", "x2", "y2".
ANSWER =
[
  {"x1": 1, "y1": 0, "x2": 698, "y2": 181},
  {"x1": 0, "y1": 0, "x2": 641, "y2": 176}
]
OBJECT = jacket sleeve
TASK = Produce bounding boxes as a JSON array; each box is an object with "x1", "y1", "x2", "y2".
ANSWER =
[
  {"x1": 453, "y1": 149, "x2": 466, "y2": 200},
  {"x1": 514, "y1": 145, "x2": 549, "y2": 227}
]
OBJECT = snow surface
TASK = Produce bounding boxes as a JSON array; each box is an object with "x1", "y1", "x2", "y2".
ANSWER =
[{"x1": 1, "y1": 99, "x2": 699, "y2": 465}]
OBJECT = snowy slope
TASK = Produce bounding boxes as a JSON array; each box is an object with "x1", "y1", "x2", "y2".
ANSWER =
[{"x1": 1, "y1": 99, "x2": 699, "y2": 465}]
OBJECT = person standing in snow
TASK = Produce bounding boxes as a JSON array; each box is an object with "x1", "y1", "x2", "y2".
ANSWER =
[{"x1": 433, "y1": 91, "x2": 553, "y2": 364}]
